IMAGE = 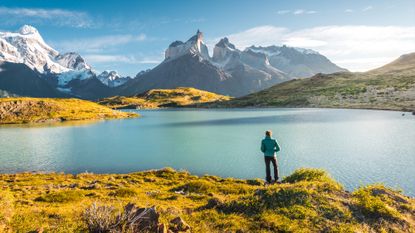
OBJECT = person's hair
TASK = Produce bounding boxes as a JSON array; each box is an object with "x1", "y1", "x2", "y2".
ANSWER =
[{"x1": 265, "y1": 130, "x2": 272, "y2": 137}]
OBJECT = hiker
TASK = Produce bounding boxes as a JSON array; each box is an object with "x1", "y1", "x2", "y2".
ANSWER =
[{"x1": 260, "y1": 130, "x2": 281, "y2": 184}]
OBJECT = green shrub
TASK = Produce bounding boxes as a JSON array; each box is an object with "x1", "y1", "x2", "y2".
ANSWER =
[
  {"x1": 35, "y1": 190, "x2": 83, "y2": 203},
  {"x1": 219, "y1": 187, "x2": 313, "y2": 216},
  {"x1": 110, "y1": 188, "x2": 137, "y2": 198},
  {"x1": 353, "y1": 187, "x2": 401, "y2": 220},
  {"x1": 277, "y1": 205, "x2": 317, "y2": 220},
  {"x1": 283, "y1": 168, "x2": 339, "y2": 186},
  {"x1": 175, "y1": 180, "x2": 215, "y2": 194},
  {"x1": 260, "y1": 187, "x2": 312, "y2": 209}
]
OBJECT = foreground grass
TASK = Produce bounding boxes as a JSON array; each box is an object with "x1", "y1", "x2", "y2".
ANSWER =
[
  {"x1": 0, "y1": 168, "x2": 414, "y2": 232},
  {"x1": 98, "y1": 87, "x2": 231, "y2": 109},
  {"x1": 0, "y1": 97, "x2": 138, "y2": 124}
]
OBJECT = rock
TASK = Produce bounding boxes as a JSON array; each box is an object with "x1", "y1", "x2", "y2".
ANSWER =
[
  {"x1": 412, "y1": 111, "x2": 415, "y2": 115},
  {"x1": 205, "y1": 197, "x2": 222, "y2": 209},
  {"x1": 169, "y1": 216, "x2": 191, "y2": 232},
  {"x1": 118, "y1": 203, "x2": 160, "y2": 232},
  {"x1": 69, "y1": 183, "x2": 78, "y2": 188},
  {"x1": 81, "y1": 183, "x2": 101, "y2": 190}
]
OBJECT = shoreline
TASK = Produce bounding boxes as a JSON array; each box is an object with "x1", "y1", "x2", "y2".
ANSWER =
[
  {"x1": 0, "y1": 167, "x2": 412, "y2": 196},
  {"x1": 121, "y1": 105, "x2": 414, "y2": 114}
]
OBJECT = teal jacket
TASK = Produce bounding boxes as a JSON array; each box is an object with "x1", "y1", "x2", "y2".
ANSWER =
[{"x1": 261, "y1": 136, "x2": 281, "y2": 157}]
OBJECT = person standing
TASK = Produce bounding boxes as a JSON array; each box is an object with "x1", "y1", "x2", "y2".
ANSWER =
[{"x1": 260, "y1": 130, "x2": 281, "y2": 184}]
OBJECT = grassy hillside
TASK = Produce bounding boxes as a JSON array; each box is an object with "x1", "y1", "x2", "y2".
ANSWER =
[
  {"x1": 98, "y1": 87, "x2": 231, "y2": 109},
  {"x1": 206, "y1": 53, "x2": 415, "y2": 112},
  {"x1": 0, "y1": 168, "x2": 414, "y2": 232},
  {"x1": 0, "y1": 97, "x2": 138, "y2": 124}
]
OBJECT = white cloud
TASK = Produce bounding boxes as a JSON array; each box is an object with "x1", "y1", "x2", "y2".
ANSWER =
[
  {"x1": 0, "y1": 7, "x2": 92, "y2": 28},
  {"x1": 293, "y1": 9, "x2": 305, "y2": 15},
  {"x1": 362, "y1": 6, "x2": 373, "y2": 12},
  {"x1": 278, "y1": 9, "x2": 317, "y2": 15},
  {"x1": 54, "y1": 34, "x2": 147, "y2": 53},
  {"x1": 223, "y1": 25, "x2": 415, "y2": 71},
  {"x1": 214, "y1": 26, "x2": 288, "y2": 50},
  {"x1": 344, "y1": 9, "x2": 354, "y2": 13},
  {"x1": 84, "y1": 54, "x2": 161, "y2": 64}
]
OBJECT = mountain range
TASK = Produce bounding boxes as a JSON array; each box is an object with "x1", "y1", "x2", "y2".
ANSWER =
[
  {"x1": 206, "y1": 52, "x2": 415, "y2": 112},
  {"x1": 0, "y1": 25, "x2": 346, "y2": 99},
  {"x1": 118, "y1": 30, "x2": 346, "y2": 97}
]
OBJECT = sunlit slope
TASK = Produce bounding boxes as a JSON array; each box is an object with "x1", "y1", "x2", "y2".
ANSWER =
[
  {"x1": 208, "y1": 53, "x2": 415, "y2": 111},
  {"x1": 0, "y1": 97, "x2": 138, "y2": 124},
  {"x1": 98, "y1": 87, "x2": 231, "y2": 109},
  {"x1": 0, "y1": 168, "x2": 414, "y2": 232}
]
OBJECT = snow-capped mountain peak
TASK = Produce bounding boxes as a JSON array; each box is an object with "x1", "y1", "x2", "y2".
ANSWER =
[
  {"x1": 246, "y1": 45, "x2": 319, "y2": 57},
  {"x1": 97, "y1": 70, "x2": 131, "y2": 87},
  {"x1": 0, "y1": 25, "x2": 68, "y2": 73},
  {"x1": 0, "y1": 25, "x2": 100, "y2": 89},
  {"x1": 212, "y1": 37, "x2": 241, "y2": 67},
  {"x1": 56, "y1": 52, "x2": 91, "y2": 70},
  {"x1": 18, "y1": 25, "x2": 40, "y2": 36},
  {"x1": 164, "y1": 30, "x2": 210, "y2": 61},
  {"x1": 246, "y1": 45, "x2": 346, "y2": 78},
  {"x1": 215, "y1": 37, "x2": 236, "y2": 50}
]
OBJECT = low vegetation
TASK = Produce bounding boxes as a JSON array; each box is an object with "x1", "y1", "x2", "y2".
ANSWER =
[
  {"x1": 0, "y1": 168, "x2": 413, "y2": 232},
  {"x1": 97, "y1": 87, "x2": 231, "y2": 109},
  {"x1": 0, "y1": 97, "x2": 138, "y2": 124},
  {"x1": 205, "y1": 53, "x2": 415, "y2": 112}
]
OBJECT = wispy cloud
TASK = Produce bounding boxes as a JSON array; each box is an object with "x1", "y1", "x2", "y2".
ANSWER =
[
  {"x1": 222, "y1": 25, "x2": 415, "y2": 71},
  {"x1": 362, "y1": 6, "x2": 373, "y2": 12},
  {"x1": 293, "y1": 9, "x2": 305, "y2": 15},
  {"x1": 344, "y1": 9, "x2": 354, "y2": 13},
  {"x1": 278, "y1": 9, "x2": 317, "y2": 15},
  {"x1": 0, "y1": 7, "x2": 92, "y2": 28},
  {"x1": 84, "y1": 54, "x2": 161, "y2": 65},
  {"x1": 53, "y1": 34, "x2": 147, "y2": 53}
]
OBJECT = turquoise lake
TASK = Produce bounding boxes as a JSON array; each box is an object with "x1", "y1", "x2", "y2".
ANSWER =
[{"x1": 0, "y1": 108, "x2": 414, "y2": 196}]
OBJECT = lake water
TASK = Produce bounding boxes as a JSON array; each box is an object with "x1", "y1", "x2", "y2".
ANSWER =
[{"x1": 1, "y1": 108, "x2": 414, "y2": 196}]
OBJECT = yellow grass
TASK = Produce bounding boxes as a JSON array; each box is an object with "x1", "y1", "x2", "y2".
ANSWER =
[
  {"x1": 98, "y1": 87, "x2": 231, "y2": 109},
  {"x1": 0, "y1": 168, "x2": 414, "y2": 232},
  {"x1": 0, "y1": 97, "x2": 138, "y2": 124}
]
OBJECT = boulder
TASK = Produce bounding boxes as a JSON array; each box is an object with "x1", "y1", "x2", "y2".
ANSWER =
[
  {"x1": 169, "y1": 216, "x2": 191, "y2": 232},
  {"x1": 118, "y1": 203, "x2": 160, "y2": 232}
]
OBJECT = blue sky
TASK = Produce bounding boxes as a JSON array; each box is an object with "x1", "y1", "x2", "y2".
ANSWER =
[{"x1": 0, "y1": 0, "x2": 414, "y2": 76}]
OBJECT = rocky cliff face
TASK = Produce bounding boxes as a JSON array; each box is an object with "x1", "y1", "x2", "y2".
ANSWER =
[
  {"x1": 55, "y1": 52, "x2": 91, "y2": 71},
  {"x1": 0, "y1": 61, "x2": 67, "y2": 98},
  {"x1": 247, "y1": 45, "x2": 347, "y2": 78},
  {"x1": 165, "y1": 30, "x2": 210, "y2": 61}
]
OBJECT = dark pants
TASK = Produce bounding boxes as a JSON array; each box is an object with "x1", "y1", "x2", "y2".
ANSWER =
[{"x1": 264, "y1": 156, "x2": 279, "y2": 183}]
